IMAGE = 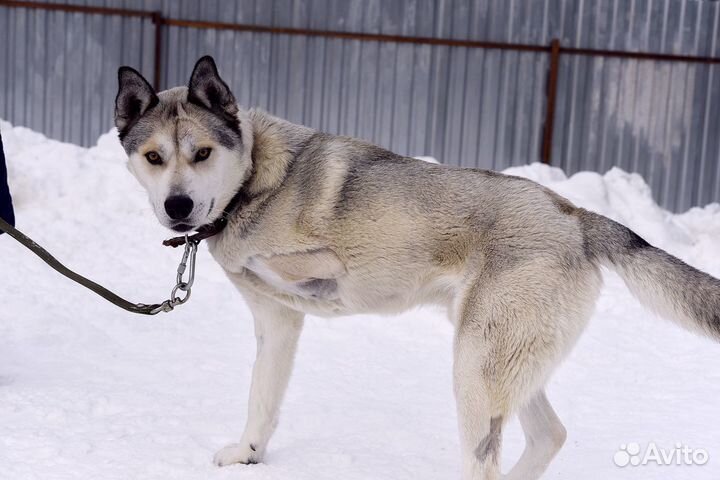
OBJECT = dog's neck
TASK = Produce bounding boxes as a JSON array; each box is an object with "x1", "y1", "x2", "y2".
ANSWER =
[
  {"x1": 242, "y1": 109, "x2": 316, "y2": 198},
  {"x1": 204, "y1": 109, "x2": 316, "y2": 240}
]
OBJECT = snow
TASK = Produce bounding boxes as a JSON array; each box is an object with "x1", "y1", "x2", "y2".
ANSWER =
[{"x1": 1, "y1": 120, "x2": 719, "y2": 480}]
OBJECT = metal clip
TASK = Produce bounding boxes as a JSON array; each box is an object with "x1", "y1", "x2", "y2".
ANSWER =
[
  {"x1": 175, "y1": 236, "x2": 198, "y2": 291},
  {"x1": 151, "y1": 235, "x2": 200, "y2": 314}
]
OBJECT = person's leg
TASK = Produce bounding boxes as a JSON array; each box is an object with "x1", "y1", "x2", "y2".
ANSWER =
[{"x1": 0, "y1": 132, "x2": 15, "y2": 231}]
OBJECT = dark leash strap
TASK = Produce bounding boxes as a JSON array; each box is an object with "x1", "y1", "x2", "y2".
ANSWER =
[
  {"x1": 0, "y1": 215, "x2": 197, "y2": 315},
  {"x1": 0, "y1": 187, "x2": 248, "y2": 315}
]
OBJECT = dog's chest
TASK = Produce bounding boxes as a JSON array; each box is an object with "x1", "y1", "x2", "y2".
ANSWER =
[
  {"x1": 208, "y1": 237, "x2": 347, "y2": 302},
  {"x1": 244, "y1": 256, "x2": 340, "y2": 300}
]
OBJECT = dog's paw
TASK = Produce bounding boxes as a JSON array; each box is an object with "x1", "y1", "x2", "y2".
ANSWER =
[{"x1": 213, "y1": 442, "x2": 263, "y2": 467}]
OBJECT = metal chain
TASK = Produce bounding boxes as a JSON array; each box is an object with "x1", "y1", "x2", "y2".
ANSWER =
[{"x1": 150, "y1": 235, "x2": 199, "y2": 314}]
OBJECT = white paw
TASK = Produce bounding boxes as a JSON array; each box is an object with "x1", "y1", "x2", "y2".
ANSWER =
[{"x1": 213, "y1": 442, "x2": 263, "y2": 467}]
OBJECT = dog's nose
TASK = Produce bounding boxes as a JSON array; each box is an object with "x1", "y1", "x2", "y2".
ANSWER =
[{"x1": 164, "y1": 195, "x2": 194, "y2": 220}]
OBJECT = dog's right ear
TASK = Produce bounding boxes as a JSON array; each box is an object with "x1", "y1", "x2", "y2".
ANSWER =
[{"x1": 114, "y1": 67, "x2": 158, "y2": 137}]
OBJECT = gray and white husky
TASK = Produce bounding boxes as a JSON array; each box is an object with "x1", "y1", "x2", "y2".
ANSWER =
[{"x1": 115, "y1": 56, "x2": 720, "y2": 480}]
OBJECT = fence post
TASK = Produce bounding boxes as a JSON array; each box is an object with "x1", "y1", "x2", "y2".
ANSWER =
[{"x1": 541, "y1": 38, "x2": 561, "y2": 164}]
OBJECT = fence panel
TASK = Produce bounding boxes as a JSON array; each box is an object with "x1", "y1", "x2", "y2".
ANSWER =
[{"x1": 0, "y1": 0, "x2": 718, "y2": 211}]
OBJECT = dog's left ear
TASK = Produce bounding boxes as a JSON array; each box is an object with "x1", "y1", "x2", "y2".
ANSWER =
[{"x1": 187, "y1": 56, "x2": 238, "y2": 118}]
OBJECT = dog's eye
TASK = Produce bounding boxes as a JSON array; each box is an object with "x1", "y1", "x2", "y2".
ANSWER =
[
  {"x1": 195, "y1": 147, "x2": 212, "y2": 162},
  {"x1": 145, "y1": 151, "x2": 162, "y2": 165}
]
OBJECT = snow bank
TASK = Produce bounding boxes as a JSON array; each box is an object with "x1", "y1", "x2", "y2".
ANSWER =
[{"x1": 1, "y1": 121, "x2": 719, "y2": 480}]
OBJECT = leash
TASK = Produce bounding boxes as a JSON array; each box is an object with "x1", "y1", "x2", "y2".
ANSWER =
[
  {"x1": 0, "y1": 215, "x2": 197, "y2": 315},
  {"x1": 0, "y1": 61, "x2": 257, "y2": 315},
  {"x1": 0, "y1": 186, "x2": 249, "y2": 314}
]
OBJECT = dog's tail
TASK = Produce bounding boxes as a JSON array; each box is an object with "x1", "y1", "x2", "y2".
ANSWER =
[{"x1": 579, "y1": 209, "x2": 720, "y2": 341}]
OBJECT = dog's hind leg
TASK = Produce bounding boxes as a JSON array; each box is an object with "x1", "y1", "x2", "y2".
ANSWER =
[
  {"x1": 214, "y1": 292, "x2": 304, "y2": 466},
  {"x1": 453, "y1": 319, "x2": 505, "y2": 480},
  {"x1": 504, "y1": 390, "x2": 566, "y2": 480},
  {"x1": 452, "y1": 257, "x2": 598, "y2": 480}
]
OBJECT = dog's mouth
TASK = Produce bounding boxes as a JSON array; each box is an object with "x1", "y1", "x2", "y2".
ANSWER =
[{"x1": 171, "y1": 223, "x2": 195, "y2": 233}]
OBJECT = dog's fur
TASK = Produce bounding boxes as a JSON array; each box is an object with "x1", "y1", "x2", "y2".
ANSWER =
[{"x1": 115, "y1": 56, "x2": 720, "y2": 480}]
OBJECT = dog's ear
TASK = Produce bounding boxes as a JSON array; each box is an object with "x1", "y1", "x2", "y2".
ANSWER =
[
  {"x1": 115, "y1": 67, "x2": 158, "y2": 136},
  {"x1": 187, "y1": 56, "x2": 238, "y2": 118}
]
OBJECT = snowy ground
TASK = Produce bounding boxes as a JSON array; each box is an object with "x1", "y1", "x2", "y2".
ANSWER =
[{"x1": 1, "y1": 120, "x2": 719, "y2": 480}]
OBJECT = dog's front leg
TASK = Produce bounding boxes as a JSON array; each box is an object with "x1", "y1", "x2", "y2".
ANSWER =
[{"x1": 214, "y1": 293, "x2": 304, "y2": 466}]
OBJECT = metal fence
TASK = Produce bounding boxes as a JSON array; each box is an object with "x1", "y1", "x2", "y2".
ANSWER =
[{"x1": 0, "y1": 0, "x2": 718, "y2": 212}]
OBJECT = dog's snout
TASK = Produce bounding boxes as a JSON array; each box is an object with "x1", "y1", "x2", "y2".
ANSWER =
[{"x1": 164, "y1": 195, "x2": 194, "y2": 220}]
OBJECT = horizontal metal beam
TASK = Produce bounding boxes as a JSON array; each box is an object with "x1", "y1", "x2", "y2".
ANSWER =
[
  {"x1": 563, "y1": 46, "x2": 720, "y2": 64},
  {"x1": 1, "y1": 0, "x2": 719, "y2": 64},
  {"x1": 0, "y1": 0, "x2": 153, "y2": 18},
  {"x1": 162, "y1": 17, "x2": 550, "y2": 52}
]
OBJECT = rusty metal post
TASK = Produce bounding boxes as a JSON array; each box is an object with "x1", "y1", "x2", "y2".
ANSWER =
[
  {"x1": 541, "y1": 39, "x2": 561, "y2": 165},
  {"x1": 151, "y1": 12, "x2": 163, "y2": 91}
]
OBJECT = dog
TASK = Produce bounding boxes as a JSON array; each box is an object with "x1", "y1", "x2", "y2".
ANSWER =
[{"x1": 114, "y1": 56, "x2": 720, "y2": 480}]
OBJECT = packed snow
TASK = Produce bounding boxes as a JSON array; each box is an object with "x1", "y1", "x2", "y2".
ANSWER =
[{"x1": 1, "y1": 120, "x2": 719, "y2": 480}]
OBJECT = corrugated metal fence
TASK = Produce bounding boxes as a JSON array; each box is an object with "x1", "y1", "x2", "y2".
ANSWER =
[{"x1": 0, "y1": 0, "x2": 718, "y2": 212}]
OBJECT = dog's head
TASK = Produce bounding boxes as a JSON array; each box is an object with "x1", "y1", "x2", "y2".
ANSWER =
[{"x1": 114, "y1": 56, "x2": 251, "y2": 232}]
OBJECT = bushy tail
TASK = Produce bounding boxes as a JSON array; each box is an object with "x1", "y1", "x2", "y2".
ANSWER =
[{"x1": 579, "y1": 209, "x2": 720, "y2": 341}]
